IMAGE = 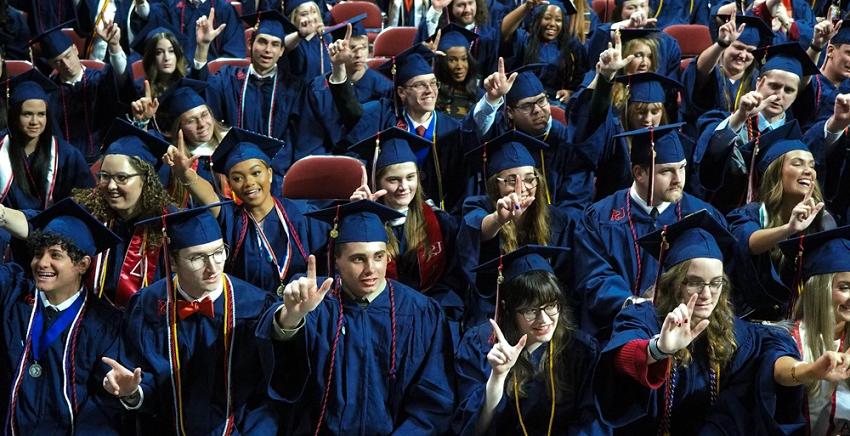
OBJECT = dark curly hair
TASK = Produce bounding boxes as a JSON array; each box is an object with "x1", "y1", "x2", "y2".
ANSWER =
[
  {"x1": 72, "y1": 155, "x2": 174, "y2": 248},
  {"x1": 27, "y1": 230, "x2": 87, "y2": 264}
]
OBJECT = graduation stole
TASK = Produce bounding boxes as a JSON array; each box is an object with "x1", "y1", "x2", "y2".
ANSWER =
[
  {"x1": 623, "y1": 194, "x2": 682, "y2": 296},
  {"x1": 229, "y1": 197, "x2": 308, "y2": 282},
  {"x1": 513, "y1": 339, "x2": 556, "y2": 436},
  {"x1": 745, "y1": 116, "x2": 762, "y2": 204},
  {"x1": 166, "y1": 275, "x2": 237, "y2": 436},
  {"x1": 385, "y1": 203, "x2": 446, "y2": 292},
  {"x1": 6, "y1": 290, "x2": 88, "y2": 435},
  {"x1": 398, "y1": 113, "x2": 445, "y2": 209},
  {"x1": 57, "y1": 75, "x2": 95, "y2": 157},
  {"x1": 0, "y1": 134, "x2": 59, "y2": 208},
  {"x1": 236, "y1": 67, "x2": 278, "y2": 135},
  {"x1": 793, "y1": 324, "x2": 850, "y2": 434},
  {"x1": 89, "y1": 223, "x2": 159, "y2": 307},
  {"x1": 658, "y1": 360, "x2": 720, "y2": 436}
]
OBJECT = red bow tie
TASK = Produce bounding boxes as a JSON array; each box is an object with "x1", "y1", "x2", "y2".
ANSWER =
[{"x1": 177, "y1": 297, "x2": 214, "y2": 320}]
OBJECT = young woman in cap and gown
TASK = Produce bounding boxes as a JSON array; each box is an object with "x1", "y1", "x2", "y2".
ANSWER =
[
  {"x1": 453, "y1": 245, "x2": 608, "y2": 435},
  {"x1": 282, "y1": 0, "x2": 333, "y2": 82},
  {"x1": 432, "y1": 23, "x2": 485, "y2": 119},
  {"x1": 0, "y1": 199, "x2": 124, "y2": 434},
  {"x1": 256, "y1": 200, "x2": 455, "y2": 434},
  {"x1": 128, "y1": 22, "x2": 190, "y2": 99},
  {"x1": 348, "y1": 127, "x2": 463, "y2": 345},
  {"x1": 164, "y1": 127, "x2": 322, "y2": 293},
  {"x1": 102, "y1": 203, "x2": 279, "y2": 434},
  {"x1": 147, "y1": 0, "x2": 245, "y2": 61},
  {"x1": 596, "y1": 211, "x2": 848, "y2": 434}
]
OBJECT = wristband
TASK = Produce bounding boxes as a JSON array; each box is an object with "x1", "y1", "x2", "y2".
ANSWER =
[
  {"x1": 810, "y1": 43, "x2": 825, "y2": 52},
  {"x1": 648, "y1": 335, "x2": 672, "y2": 361},
  {"x1": 716, "y1": 39, "x2": 731, "y2": 49}
]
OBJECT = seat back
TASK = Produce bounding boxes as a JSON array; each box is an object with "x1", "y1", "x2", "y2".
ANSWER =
[
  {"x1": 372, "y1": 27, "x2": 418, "y2": 58},
  {"x1": 663, "y1": 24, "x2": 712, "y2": 58},
  {"x1": 283, "y1": 155, "x2": 366, "y2": 200}
]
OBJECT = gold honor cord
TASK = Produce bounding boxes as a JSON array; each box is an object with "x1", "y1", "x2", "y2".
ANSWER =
[{"x1": 514, "y1": 339, "x2": 556, "y2": 436}]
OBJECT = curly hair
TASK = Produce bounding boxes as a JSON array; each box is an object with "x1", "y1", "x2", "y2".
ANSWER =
[
  {"x1": 73, "y1": 156, "x2": 174, "y2": 248},
  {"x1": 654, "y1": 260, "x2": 737, "y2": 370},
  {"x1": 486, "y1": 168, "x2": 550, "y2": 253},
  {"x1": 27, "y1": 230, "x2": 88, "y2": 264}
]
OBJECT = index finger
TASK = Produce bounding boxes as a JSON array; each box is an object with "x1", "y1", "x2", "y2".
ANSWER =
[
  {"x1": 686, "y1": 293, "x2": 698, "y2": 316},
  {"x1": 433, "y1": 29, "x2": 441, "y2": 52},
  {"x1": 101, "y1": 356, "x2": 126, "y2": 372},
  {"x1": 344, "y1": 23, "x2": 352, "y2": 41},
  {"x1": 177, "y1": 129, "x2": 187, "y2": 153},
  {"x1": 489, "y1": 319, "x2": 507, "y2": 343},
  {"x1": 498, "y1": 57, "x2": 505, "y2": 76},
  {"x1": 613, "y1": 28, "x2": 622, "y2": 51},
  {"x1": 208, "y1": 7, "x2": 216, "y2": 24},
  {"x1": 144, "y1": 80, "x2": 151, "y2": 100},
  {"x1": 803, "y1": 182, "x2": 813, "y2": 202},
  {"x1": 306, "y1": 254, "x2": 317, "y2": 280}
]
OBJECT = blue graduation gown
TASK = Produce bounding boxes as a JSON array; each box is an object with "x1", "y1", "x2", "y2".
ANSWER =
[
  {"x1": 415, "y1": 22, "x2": 501, "y2": 76},
  {"x1": 456, "y1": 195, "x2": 578, "y2": 327},
  {"x1": 283, "y1": 34, "x2": 332, "y2": 83},
  {"x1": 256, "y1": 278, "x2": 456, "y2": 435},
  {"x1": 727, "y1": 202, "x2": 836, "y2": 321},
  {"x1": 9, "y1": 0, "x2": 75, "y2": 34},
  {"x1": 573, "y1": 189, "x2": 727, "y2": 339},
  {"x1": 120, "y1": 274, "x2": 279, "y2": 434},
  {"x1": 804, "y1": 121, "x2": 850, "y2": 225},
  {"x1": 150, "y1": 0, "x2": 245, "y2": 61},
  {"x1": 453, "y1": 322, "x2": 608, "y2": 435},
  {"x1": 52, "y1": 66, "x2": 129, "y2": 164},
  {"x1": 1, "y1": 136, "x2": 94, "y2": 211},
  {"x1": 0, "y1": 263, "x2": 123, "y2": 434},
  {"x1": 217, "y1": 198, "x2": 323, "y2": 293},
  {"x1": 503, "y1": 28, "x2": 588, "y2": 95},
  {"x1": 595, "y1": 302, "x2": 805, "y2": 434},
  {"x1": 76, "y1": 0, "x2": 153, "y2": 57},
  {"x1": 586, "y1": 23, "x2": 683, "y2": 81},
  {"x1": 0, "y1": 6, "x2": 32, "y2": 61},
  {"x1": 793, "y1": 73, "x2": 850, "y2": 133},
  {"x1": 680, "y1": 61, "x2": 759, "y2": 134}
]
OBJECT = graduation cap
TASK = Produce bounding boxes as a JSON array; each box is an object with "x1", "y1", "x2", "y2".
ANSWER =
[
  {"x1": 615, "y1": 122, "x2": 686, "y2": 166},
  {"x1": 756, "y1": 42, "x2": 820, "y2": 78},
  {"x1": 130, "y1": 22, "x2": 187, "y2": 54},
  {"x1": 327, "y1": 13, "x2": 367, "y2": 40},
  {"x1": 505, "y1": 64, "x2": 546, "y2": 106},
  {"x1": 619, "y1": 27, "x2": 662, "y2": 45},
  {"x1": 157, "y1": 78, "x2": 210, "y2": 126},
  {"x1": 29, "y1": 20, "x2": 76, "y2": 59},
  {"x1": 465, "y1": 129, "x2": 548, "y2": 175},
  {"x1": 735, "y1": 15, "x2": 774, "y2": 48},
  {"x1": 9, "y1": 68, "x2": 57, "y2": 105},
  {"x1": 347, "y1": 127, "x2": 432, "y2": 190},
  {"x1": 101, "y1": 118, "x2": 171, "y2": 168},
  {"x1": 472, "y1": 244, "x2": 568, "y2": 283},
  {"x1": 753, "y1": 120, "x2": 807, "y2": 175},
  {"x1": 305, "y1": 199, "x2": 404, "y2": 244},
  {"x1": 638, "y1": 210, "x2": 735, "y2": 270},
  {"x1": 210, "y1": 127, "x2": 285, "y2": 174},
  {"x1": 241, "y1": 10, "x2": 298, "y2": 40},
  {"x1": 283, "y1": 0, "x2": 320, "y2": 16},
  {"x1": 375, "y1": 44, "x2": 435, "y2": 86},
  {"x1": 831, "y1": 20, "x2": 850, "y2": 46},
  {"x1": 431, "y1": 23, "x2": 478, "y2": 52},
  {"x1": 30, "y1": 198, "x2": 121, "y2": 257},
  {"x1": 532, "y1": 0, "x2": 577, "y2": 18},
  {"x1": 136, "y1": 202, "x2": 230, "y2": 250},
  {"x1": 613, "y1": 72, "x2": 682, "y2": 104},
  {"x1": 779, "y1": 225, "x2": 850, "y2": 281}
]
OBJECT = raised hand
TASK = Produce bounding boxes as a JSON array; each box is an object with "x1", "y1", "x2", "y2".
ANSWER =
[
  {"x1": 830, "y1": 93, "x2": 850, "y2": 129},
  {"x1": 494, "y1": 180, "x2": 535, "y2": 225},
  {"x1": 787, "y1": 185, "x2": 824, "y2": 234},
  {"x1": 812, "y1": 19, "x2": 842, "y2": 50},
  {"x1": 431, "y1": 0, "x2": 452, "y2": 11},
  {"x1": 296, "y1": 13, "x2": 322, "y2": 38},
  {"x1": 717, "y1": 14, "x2": 744, "y2": 47},
  {"x1": 597, "y1": 30, "x2": 634, "y2": 79},
  {"x1": 196, "y1": 7, "x2": 226, "y2": 46},
  {"x1": 101, "y1": 356, "x2": 142, "y2": 397},
  {"x1": 328, "y1": 24, "x2": 353, "y2": 66},
  {"x1": 422, "y1": 29, "x2": 446, "y2": 56},
  {"x1": 808, "y1": 351, "x2": 850, "y2": 383},
  {"x1": 163, "y1": 130, "x2": 200, "y2": 179},
  {"x1": 349, "y1": 183, "x2": 387, "y2": 202},
  {"x1": 130, "y1": 80, "x2": 159, "y2": 122},
  {"x1": 657, "y1": 294, "x2": 710, "y2": 355},
  {"x1": 483, "y1": 57, "x2": 518, "y2": 101},
  {"x1": 487, "y1": 319, "x2": 527, "y2": 376},
  {"x1": 624, "y1": 10, "x2": 657, "y2": 29},
  {"x1": 276, "y1": 255, "x2": 334, "y2": 328}
]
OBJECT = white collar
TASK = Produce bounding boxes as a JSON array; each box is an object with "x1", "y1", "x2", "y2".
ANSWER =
[
  {"x1": 175, "y1": 276, "x2": 224, "y2": 303},
  {"x1": 190, "y1": 143, "x2": 214, "y2": 156},
  {"x1": 388, "y1": 208, "x2": 409, "y2": 226},
  {"x1": 757, "y1": 111, "x2": 786, "y2": 132},
  {"x1": 406, "y1": 111, "x2": 434, "y2": 129},
  {"x1": 39, "y1": 287, "x2": 83, "y2": 311},
  {"x1": 63, "y1": 66, "x2": 86, "y2": 85},
  {"x1": 629, "y1": 184, "x2": 671, "y2": 215},
  {"x1": 248, "y1": 63, "x2": 277, "y2": 79}
]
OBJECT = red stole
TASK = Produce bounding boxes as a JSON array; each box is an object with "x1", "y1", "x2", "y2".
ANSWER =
[
  {"x1": 88, "y1": 225, "x2": 160, "y2": 307},
  {"x1": 386, "y1": 204, "x2": 446, "y2": 292}
]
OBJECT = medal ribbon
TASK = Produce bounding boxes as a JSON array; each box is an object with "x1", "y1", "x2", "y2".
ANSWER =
[
  {"x1": 249, "y1": 201, "x2": 293, "y2": 283},
  {"x1": 30, "y1": 294, "x2": 85, "y2": 364}
]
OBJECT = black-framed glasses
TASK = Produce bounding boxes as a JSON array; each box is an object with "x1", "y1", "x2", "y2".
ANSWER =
[
  {"x1": 496, "y1": 174, "x2": 539, "y2": 189},
  {"x1": 513, "y1": 96, "x2": 548, "y2": 113},
  {"x1": 96, "y1": 172, "x2": 142, "y2": 186},
  {"x1": 182, "y1": 245, "x2": 229, "y2": 271},
  {"x1": 683, "y1": 279, "x2": 727, "y2": 294},
  {"x1": 516, "y1": 303, "x2": 559, "y2": 322},
  {"x1": 405, "y1": 79, "x2": 440, "y2": 92}
]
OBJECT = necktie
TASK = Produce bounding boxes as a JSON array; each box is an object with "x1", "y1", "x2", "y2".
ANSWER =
[
  {"x1": 177, "y1": 297, "x2": 215, "y2": 320},
  {"x1": 650, "y1": 207, "x2": 659, "y2": 220},
  {"x1": 415, "y1": 125, "x2": 426, "y2": 138}
]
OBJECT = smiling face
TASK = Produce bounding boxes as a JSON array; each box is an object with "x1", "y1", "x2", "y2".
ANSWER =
[
  {"x1": 620, "y1": 0, "x2": 648, "y2": 20},
  {"x1": 377, "y1": 162, "x2": 419, "y2": 210},
  {"x1": 721, "y1": 41, "x2": 756, "y2": 78},
  {"x1": 780, "y1": 150, "x2": 816, "y2": 198},
  {"x1": 495, "y1": 165, "x2": 538, "y2": 201},
  {"x1": 513, "y1": 300, "x2": 559, "y2": 347},
  {"x1": 538, "y1": 5, "x2": 563, "y2": 42},
  {"x1": 251, "y1": 34, "x2": 284, "y2": 74},
  {"x1": 335, "y1": 241, "x2": 389, "y2": 298},
  {"x1": 832, "y1": 272, "x2": 850, "y2": 325},
  {"x1": 397, "y1": 73, "x2": 439, "y2": 114},
  {"x1": 172, "y1": 239, "x2": 226, "y2": 295},
  {"x1": 179, "y1": 105, "x2": 214, "y2": 145},
  {"x1": 227, "y1": 159, "x2": 273, "y2": 209},
  {"x1": 18, "y1": 99, "x2": 47, "y2": 141},
  {"x1": 451, "y1": 0, "x2": 477, "y2": 25},
  {"x1": 31, "y1": 244, "x2": 89, "y2": 296},
  {"x1": 445, "y1": 47, "x2": 470, "y2": 83},
  {"x1": 677, "y1": 257, "x2": 724, "y2": 322},
  {"x1": 98, "y1": 154, "x2": 145, "y2": 218}
]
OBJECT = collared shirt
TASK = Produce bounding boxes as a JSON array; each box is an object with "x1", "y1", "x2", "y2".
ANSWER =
[
  {"x1": 388, "y1": 208, "x2": 409, "y2": 227},
  {"x1": 175, "y1": 277, "x2": 224, "y2": 303},
  {"x1": 38, "y1": 288, "x2": 83, "y2": 311},
  {"x1": 629, "y1": 183, "x2": 671, "y2": 216}
]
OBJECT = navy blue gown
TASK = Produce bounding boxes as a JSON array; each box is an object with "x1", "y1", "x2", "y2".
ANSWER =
[{"x1": 149, "y1": 0, "x2": 245, "y2": 61}]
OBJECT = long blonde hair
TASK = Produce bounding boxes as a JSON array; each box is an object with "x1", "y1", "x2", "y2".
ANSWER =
[
  {"x1": 612, "y1": 37, "x2": 660, "y2": 106},
  {"x1": 376, "y1": 164, "x2": 434, "y2": 259},
  {"x1": 654, "y1": 260, "x2": 738, "y2": 369},
  {"x1": 565, "y1": 0, "x2": 589, "y2": 44},
  {"x1": 485, "y1": 169, "x2": 550, "y2": 253}
]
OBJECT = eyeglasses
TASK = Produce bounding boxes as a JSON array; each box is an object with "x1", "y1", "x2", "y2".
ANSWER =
[
  {"x1": 182, "y1": 245, "x2": 228, "y2": 271},
  {"x1": 683, "y1": 279, "x2": 727, "y2": 294},
  {"x1": 405, "y1": 79, "x2": 440, "y2": 92},
  {"x1": 96, "y1": 172, "x2": 142, "y2": 186},
  {"x1": 182, "y1": 109, "x2": 212, "y2": 127},
  {"x1": 517, "y1": 303, "x2": 560, "y2": 322},
  {"x1": 496, "y1": 174, "x2": 539, "y2": 189},
  {"x1": 513, "y1": 96, "x2": 548, "y2": 114}
]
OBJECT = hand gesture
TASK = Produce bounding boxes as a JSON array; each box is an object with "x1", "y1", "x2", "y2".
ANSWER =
[
  {"x1": 487, "y1": 319, "x2": 527, "y2": 376},
  {"x1": 350, "y1": 183, "x2": 387, "y2": 202},
  {"x1": 296, "y1": 13, "x2": 322, "y2": 38},
  {"x1": 736, "y1": 91, "x2": 778, "y2": 120},
  {"x1": 95, "y1": 19, "x2": 121, "y2": 48},
  {"x1": 162, "y1": 130, "x2": 200, "y2": 178},
  {"x1": 432, "y1": 0, "x2": 452, "y2": 11},
  {"x1": 483, "y1": 57, "x2": 518, "y2": 101},
  {"x1": 717, "y1": 14, "x2": 744, "y2": 48},
  {"x1": 494, "y1": 179, "x2": 535, "y2": 225},
  {"x1": 812, "y1": 19, "x2": 842, "y2": 50},
  {"x1": 657, "y1": 294, "x2": 710, "y2": 355},
  {"x1": 523, "y1": 0, "x2": 549, "y2": 10},
  {"x1": 597, "y1": 30, "x2": 634, "y2": 79},
  {"x1": 808, "y1": 351, "x2": 850, "y2": 383},
  {"x1": 422, "y1": 29, "x2": 446, "y2": 56},
  {"x1": 130, "y1": 80, "x2": 159, "y2": 122},
  {"x1": 787, "y1": 186, "x2": 824, "y2": 234},
  {"x1": 625, "y1": 10, "x2": 657, "y2": 29},
  {"x1": 327, "y1": 24, "x2": 353, "y2": 66},
  {"x1": 196, "y1": 7, "x2": 226, "y2": 46},
  {"x1": 277, "y1": 255, "x2": 333, "y2": 326},
  {"x1": 101, "y1": 356, "x2": 142, "y2": 397}
]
